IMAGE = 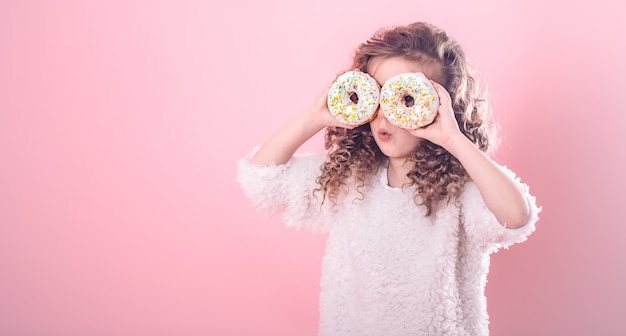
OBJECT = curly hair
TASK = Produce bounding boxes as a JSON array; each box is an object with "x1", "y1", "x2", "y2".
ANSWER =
[{"x1": 314, "y1": 22, "x2": 498, "y2": 215}]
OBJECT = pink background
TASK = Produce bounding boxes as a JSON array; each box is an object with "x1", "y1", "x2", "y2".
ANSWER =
[{"x1": 1, "y1": 0, "x2": 625, "y2": 335}]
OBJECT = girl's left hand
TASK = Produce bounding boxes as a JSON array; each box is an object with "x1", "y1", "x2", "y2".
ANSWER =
[{"x1": 409, "y1": 81, "x2": 463, "y2": 150}]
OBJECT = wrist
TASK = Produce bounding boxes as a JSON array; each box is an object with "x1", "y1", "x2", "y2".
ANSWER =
[
  {"x1": 299, "y1": 108, "x2": 327, "y2": 134},
  {"x1": 442, "y1": 132, "x2": 474, "y2": 155}
]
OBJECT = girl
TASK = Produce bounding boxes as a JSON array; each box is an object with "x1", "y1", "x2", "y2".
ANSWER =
[{"x1": 237, "y1": 21, "x2": 540, "y2": 336}]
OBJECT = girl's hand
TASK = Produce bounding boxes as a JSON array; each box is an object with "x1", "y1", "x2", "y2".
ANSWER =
[
  {"x1": 305, "y1": 70, "x2": 361, "y2": 130},
  {"x1": 250, "y1": 70, "x2": 359, "y2": 166},
  {"x1": 409, "y1": 81, "x2": 463, "y2": 150}
]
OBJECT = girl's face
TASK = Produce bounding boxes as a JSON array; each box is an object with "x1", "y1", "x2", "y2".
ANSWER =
[{"x1": 367, "y1": 56, "x2": 441, "y2": 161}]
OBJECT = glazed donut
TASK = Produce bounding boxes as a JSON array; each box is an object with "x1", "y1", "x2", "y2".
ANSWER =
[
  {"x1": 380, "y1": 73, "x2": 439, "y2": 129},
  {"x1": 327, "y1": 71, "x2": 380, "y2": 126}
]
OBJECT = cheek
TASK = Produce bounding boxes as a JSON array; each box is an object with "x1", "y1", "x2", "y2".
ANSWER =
[{"x1": 398, "y1": 131, "x2": 421, "y2": 148}]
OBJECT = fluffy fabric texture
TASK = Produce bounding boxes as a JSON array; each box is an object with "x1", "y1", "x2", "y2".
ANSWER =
[{"x1": 236, "y1": 148, "x2": 540, "y2": 336}]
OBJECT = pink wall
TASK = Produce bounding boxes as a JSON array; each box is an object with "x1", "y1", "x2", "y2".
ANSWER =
[{"x1": 1, "y1": 0, "x2": 625, "y2": 335}]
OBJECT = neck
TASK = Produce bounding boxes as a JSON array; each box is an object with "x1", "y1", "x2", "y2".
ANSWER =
[{"x1": 386, "y1": 157, "x2": 413, "y2": 188}]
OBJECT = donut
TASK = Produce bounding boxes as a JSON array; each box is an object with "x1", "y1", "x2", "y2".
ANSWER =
[
  {"x1": 379, "y1": 73, "x2": 439, "y2": 129},
  {"x1": 327, "y1": 71, "x2": 380, "y2": 126}
]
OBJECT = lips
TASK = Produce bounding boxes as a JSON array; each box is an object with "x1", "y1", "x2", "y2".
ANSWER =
[{"x1": 377, "y1": 128, "x2": 391, "y2": 141}]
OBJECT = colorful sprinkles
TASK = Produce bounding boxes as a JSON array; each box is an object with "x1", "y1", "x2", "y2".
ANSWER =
[
  {"x1": 380, "y1": 73, "x2": 439, "y2": 129},
  {"x1": 327, "y1": 71, "x2": 380, "y2": 126}
]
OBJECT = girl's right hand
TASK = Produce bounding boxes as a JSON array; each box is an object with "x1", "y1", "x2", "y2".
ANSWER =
[
  {"x1": 305, "y1": 71, "x2": 361, "y2": 130},
  {"x1": 306, "y1": 88, "x2": 357, "y2": 130},
  {"x1": 250, "y1": 70, "x2": 357, "y2": 166}
]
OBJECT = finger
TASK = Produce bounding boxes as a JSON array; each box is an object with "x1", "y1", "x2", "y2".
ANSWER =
[{"x1": 430, "y1": 80, "x2": 451, "y2": 103}]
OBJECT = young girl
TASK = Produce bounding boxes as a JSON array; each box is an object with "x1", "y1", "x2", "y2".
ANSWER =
[{"x1": 237, "y1": 21, "x2": 540, "y2": 336}]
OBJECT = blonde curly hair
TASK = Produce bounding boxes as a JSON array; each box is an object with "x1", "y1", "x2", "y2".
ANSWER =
[{"x1": 314, "y1": 22, "x2": 498, "y2": 215}]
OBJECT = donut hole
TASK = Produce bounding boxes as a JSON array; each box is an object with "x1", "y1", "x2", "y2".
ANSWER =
[
  {"x1": 349, "y1": 92, "x2": 359, "y2": 104},
  {"x1": 403, "y1": 95, "x2": 415, "y2": 107}
]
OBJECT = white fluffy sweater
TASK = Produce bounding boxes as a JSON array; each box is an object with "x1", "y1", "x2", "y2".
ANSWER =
[{"x1": 237, "y1": 149, "x2": 540, "y2": 336}]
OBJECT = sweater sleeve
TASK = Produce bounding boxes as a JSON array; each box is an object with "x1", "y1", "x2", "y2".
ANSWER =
[
  {"x1": 236, "y1": 147, "x2": 331, "y2": 232},
  {"x1": 459, "y1": 165, "x2": 541, "y2": 253}
]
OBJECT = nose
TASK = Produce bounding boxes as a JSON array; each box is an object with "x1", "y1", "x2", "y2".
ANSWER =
[{"x1": 373, "y1": 108, "x2": 389, "y2": 127}]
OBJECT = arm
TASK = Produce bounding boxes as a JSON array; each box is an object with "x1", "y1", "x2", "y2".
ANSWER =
[
  {"x1": 411, "y1": 82, "x2": 530, "y2": 229},
  {"x1": 251, "y1": 86, "x2": 354, "y2": 166},
  {"x1": 444, "y1": 134, "x2": 530, "y2": 229}
]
